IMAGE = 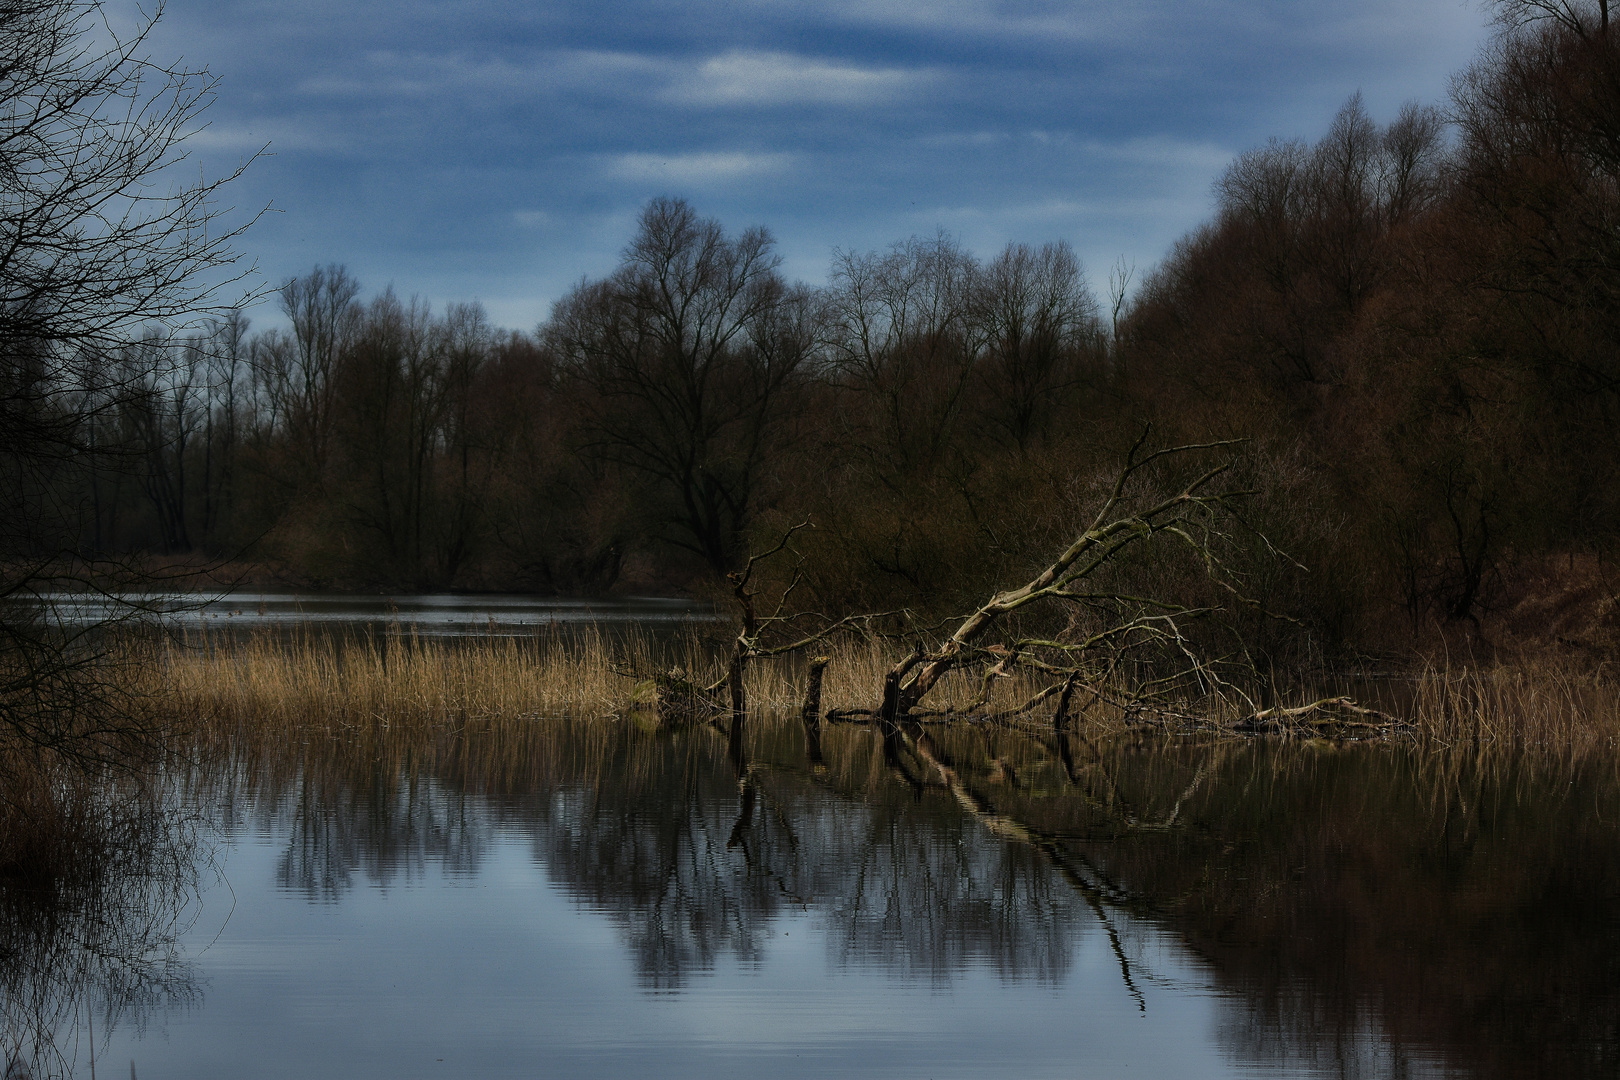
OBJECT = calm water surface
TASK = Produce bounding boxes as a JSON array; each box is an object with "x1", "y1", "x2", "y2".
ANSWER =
[
  {"x1": 9, "y1": 711, "x2": 1619, "y2": 1078},
  {"x1": 27, "y1": 591, "x2": 719, "y2": 637}
]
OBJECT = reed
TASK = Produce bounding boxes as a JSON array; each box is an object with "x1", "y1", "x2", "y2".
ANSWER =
[
  {"x1": 145, "y1": 626, "x2": 1618, "y2": 750},
  {"x1": 152, "y1": 627, "x2": 1021, "y2": 732},
  {"x1": 153, "y1": 626, "x2": 653, "y2": 734},
  {"x1": 1399, "y1": 660, "x2": 1620, "y2": 752}
]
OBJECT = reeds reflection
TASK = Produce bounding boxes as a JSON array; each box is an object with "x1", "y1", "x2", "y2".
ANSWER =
[
  {"x1": 217, "y1": 718, "x2": 1093, "y2": 990},
  {"x1": 186, "y1": 715, "x2": 1620, "y2": 1077},
  {"x1": 0, "y1": 768, "x2": 204, "y2": 1079}
]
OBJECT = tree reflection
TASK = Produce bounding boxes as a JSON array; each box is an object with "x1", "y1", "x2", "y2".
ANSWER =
[
  {"x1": 534, "y1": 734, "x2": 1089, "y2": 988},
  {"x1": 268, "y1": 766, "x2": 486, "y2": 899},
  {"x1": 996, "y1": 735, "x2": 1620, "y2": 1080},
  {"x1": 225, "y1": 715, "x2": 1620, "y2": 1078},
  {"x1": 0, "y1": 774, "x2": 203, "y2": 1078},
  {"x1": 212, "y1": 734, "x2": 493, "y2": 900}
]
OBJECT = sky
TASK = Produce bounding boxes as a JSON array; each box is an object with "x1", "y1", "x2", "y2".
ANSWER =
[{"x1": 132, "y1": 0, "x2": 1495, "y2": 332}]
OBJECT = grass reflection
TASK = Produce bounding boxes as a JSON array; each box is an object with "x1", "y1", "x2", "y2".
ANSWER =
[
  {"x1": 5, "y1": 653, "x2": 1617, "y2": 1077},
  {"x1": 0, "y1": 759, "x2": 205, "y2": 1078},
  {"x1": 195, "y1": 700, "x2": 1620, "y2": 1076}
]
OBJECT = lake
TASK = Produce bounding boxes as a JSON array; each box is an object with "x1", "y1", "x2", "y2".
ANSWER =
[
  {"x1": 25, "y1": 591, "x2": 720, "y2": 638},
  {"x1": 9, "y1": 698, "x2": 1617, "y2": 1079}
]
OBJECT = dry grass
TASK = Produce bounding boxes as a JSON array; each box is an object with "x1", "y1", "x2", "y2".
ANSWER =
[
  {"x1": 152, "y1": 628, "x2": 1021, "y2": 731},
  {"x1": 156, "y1": 627, "x2": 656, "y2": 733},
  {"x1": 1401, "y1": 661, "x2": 1620, "y2": 751},
  {"x1": 144, "y1": 627, "x2": 1619, "y2": 751},
  {"x1": 0, "y1": 746, "x2": 193, "y2": 895}
]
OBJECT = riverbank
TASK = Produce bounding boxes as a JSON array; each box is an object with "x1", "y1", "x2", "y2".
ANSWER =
[
  {"x1": 17, "y1": 703, "x2": 1620, "y2": 1078},
  {"x1": 147, "y1": 629, "x2": 1619, "y2": 752}
]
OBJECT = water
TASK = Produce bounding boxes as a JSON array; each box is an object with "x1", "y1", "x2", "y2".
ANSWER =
[
  {"x1": 7, "y1": 714, "x2": 1619, "y2": 1078},
  {"x1": 20, "y1": 591, "x2": 719, "y2": 638}
]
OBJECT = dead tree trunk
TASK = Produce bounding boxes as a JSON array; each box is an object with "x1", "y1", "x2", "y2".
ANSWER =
[
  {"x1": 800, "y1": 655, "x2": 829, "y2": 767},
  {"x1": 879, "y1": 436, "x2": 1244, "y2": 722}
]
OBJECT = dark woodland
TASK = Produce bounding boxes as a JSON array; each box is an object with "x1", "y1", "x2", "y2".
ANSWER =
[
  {"x1": 3, "y1": 9, "x2": 1620, "y2": 1070},
  {"x1": 9, "y1": 2, "x2": 1620, "y2": 668}
]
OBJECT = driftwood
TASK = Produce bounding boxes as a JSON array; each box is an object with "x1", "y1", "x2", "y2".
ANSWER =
[
  {"x1": 865, "y1": 434, "x2": 1256, "y2": 729},
  {"x1": 629, "y1": 667, "x2": 725, "y2": 727},
  {"x1": 630, "y1": 438, "x2": 1404, "y2": 740},
  {"x1": 824, "y1": 436, "x2": 1404, "y2": 739},
  {"x1": 708, "y1": 524, "x2": 898, "y2": 727},
  {"x1": 800, "y1": 656, "x2": 830, "y2": 768},
  {"x1": 1232, "y1": 696, "x2": 1411, "y2": 736},
  {"x1": 800, "y1": 655, "x2": 830, "y2": 724},
  {"x1": 828, "y1": 696, "x2": 1412, "y2": 738}
]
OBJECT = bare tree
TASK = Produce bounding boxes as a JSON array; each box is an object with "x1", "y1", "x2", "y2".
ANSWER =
[
  {"x1": 973, "y1": 241, "x2": 1102, "y2": 453},
  {"x1": 548, "y1": 197, "x2": 808, "y2": 575},
  {"x1": 1489, "y1": 0, "x2": 1610, "y2": 37},
  {"x1": 275, "y1": 264, "x2": 362, "y2": 481},
  {"x1": 1107, "y1": 256, "x2": 1134, "y2": 345},
  {"x1": 0, "y1": 0, "x2": 259, "y2": 762},
  {"x1": 822, "y1": 232, "x2": 983, "y2": 471},
  {"x1": 196, "y1": 310, "x2": 250, "y2": 546},
  {"x1": 1377, "y1": 102, "x2": 1448, "y2": 225},
  {"x1": 431, "y1": 301, "x2": 494, "y2": 583},
  {"x1": 863, "y1": 436, "x2": 1260, "y2": 728},
  {"x1": 114, "y1": 330, "x2": 202, "y2": 553}
]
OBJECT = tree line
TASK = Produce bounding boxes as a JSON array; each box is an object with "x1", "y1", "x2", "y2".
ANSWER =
[
  {"x1": 16, "y1": 3, "x2": 1620, "y2": 659},
  {"x1": 51, "y1": 210, "x2": 1117, "y2": 603}
]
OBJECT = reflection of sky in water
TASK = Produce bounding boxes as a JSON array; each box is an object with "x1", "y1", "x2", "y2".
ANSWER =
[
  {"x1": 21, "y1": 592, "x2": 719, "y2": 636},
  {"x1": 48, "y1": 724, "x2": 1605, "y2": 1078},
  {"x1": 110, "y1": 833, "x2": 1259, "y2": 1080}
]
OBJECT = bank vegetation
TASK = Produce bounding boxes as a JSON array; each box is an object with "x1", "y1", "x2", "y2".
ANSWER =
[
  {"x1": 147, "y1": 628, "x2": 1618, "y2": 754},
  {"x1": 15, "y1": 7, "x2": 1620, "y2": 677},
  {"x1": 7, "y1": 1, "x2": 1620, "y2": 814}
]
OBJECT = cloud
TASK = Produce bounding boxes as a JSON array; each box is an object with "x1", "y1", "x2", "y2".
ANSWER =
[
  {"x1": 669, "y1": 50, "x2": 935, "y2": 107},
  {"x1": 152, "y1": 0, "x2": 1494, "y2": 336},
  {"x1": 287, "y1": 45, "x2": 938, "y2": 113},
  {"x1": 604, "y1": 151, "x2": 795, "y2": 184},
  {"x1": 542, "y1": 49, "x2": 678, "y2": 94},
  {"x1": 913, "y1": 130, "x2": 1015, "y2": 150},
  {"x1": 186, "y1": 124, "x2": 283, "y2": 153},
  {"x1": 294, "y1": 48, "x2": 673, "y2": 101},
  {"x1": 910, "y1": 131, "x2": 1233, "y2": 171},
  {"x1": 1079, "y1": 136, "x2": 1236, "y2": 173},
  {"x1": 753, "y1": 0, "x2": 1168, "y2": 45}
]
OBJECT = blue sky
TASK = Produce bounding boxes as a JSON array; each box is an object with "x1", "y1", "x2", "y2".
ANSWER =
[{"x1": 140, "y1": 0, "x2": 1493, "y2": 331}]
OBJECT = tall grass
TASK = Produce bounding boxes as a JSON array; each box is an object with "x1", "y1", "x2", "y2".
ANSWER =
[
  {"x1": 155, "y1": 628, "x2": 1011, "y2": 732},
  {"x1": 147, "y1": 626, "x2": 1619, "y2": 750},
  {"x1": 1402, "y1": 661, "x2": 1620, "y2": 751},
  {"x1": 159, "y1": 627, "x2": 653, "y2": 734}
]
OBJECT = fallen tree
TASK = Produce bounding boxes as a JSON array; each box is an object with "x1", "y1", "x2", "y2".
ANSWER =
[
  {"x1": 821, "y1": 433, "x2": 1402, "y2": 736},
  {"x1": 636, "y1": 433, "x2": 1402, "y2": 737},
  {"x1": 812, "y1": 434, "x2": 1262, "y2": 727}
]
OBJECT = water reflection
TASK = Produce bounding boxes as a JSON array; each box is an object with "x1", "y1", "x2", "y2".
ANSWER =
[
  {"x1": 21, "y1": 592, "x2": 716, "y2": 639},
  {"x1": 537, "y1": 745, "x2": 1091, "y2": 989},
  {"x1": 274, "y1": 720, "x2": 1620, "y2": 1077},
  {"x1": 14, "y1": 717, "x2": 1620, "y2": 1077},
  {"x1": 270, "y1": 768, "x2": 487, "y2": 898},
  {"x1": 0, "y1": 777, "x2": 205, "y2": 1078},
  {"x1": 228, "y1": 722, "x2": 1095, "y2": 991}
]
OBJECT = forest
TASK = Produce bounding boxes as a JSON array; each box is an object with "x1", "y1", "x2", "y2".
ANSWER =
[{"x1": 12, "y1": 3, "x2": 1620, "y2": 667}]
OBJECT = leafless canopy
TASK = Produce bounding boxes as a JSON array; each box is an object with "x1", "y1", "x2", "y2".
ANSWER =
[
  {"x1": 1489, "y1": 0, "x2": 1611, "y2": 38},
  {"x1": 0, "y1": 0, "x2": 260, "y2": 361},
  {"x1": 1, "y1": 0, "x2": 260, "y2": 761}
]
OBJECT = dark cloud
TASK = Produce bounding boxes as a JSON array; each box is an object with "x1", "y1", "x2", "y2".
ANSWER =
[{"x1": 142, "y1": 0, "x2": 1491, "y2": 329}]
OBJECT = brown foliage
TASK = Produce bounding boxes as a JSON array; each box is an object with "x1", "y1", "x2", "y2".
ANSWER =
[{"x1": 21, "y1": 6, "x2": 1620, "y2": 680}]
